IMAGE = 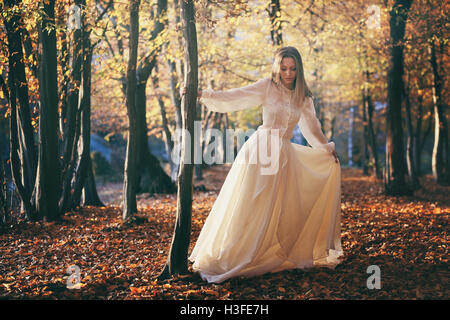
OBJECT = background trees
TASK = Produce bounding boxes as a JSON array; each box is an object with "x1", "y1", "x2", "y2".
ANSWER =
[{"x1": 0, "y1": 0, "x2": 447, "y2": 221}]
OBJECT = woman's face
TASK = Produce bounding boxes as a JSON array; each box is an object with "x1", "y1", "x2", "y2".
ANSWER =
[{"x1": 279, "y1": 57, "x2": 296, "y2": 88}]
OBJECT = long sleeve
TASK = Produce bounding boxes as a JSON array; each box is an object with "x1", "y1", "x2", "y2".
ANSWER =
[
  {"x1": 298, "y1": 96, "x2": 335, "y2": 153},
  {"x1": 199, "y1": 77, "x2": 268, "y2": 113}
]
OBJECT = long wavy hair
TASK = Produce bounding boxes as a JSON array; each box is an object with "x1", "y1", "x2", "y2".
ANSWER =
[{"x1": 271, "y1": 46, "x2": 313, "y2": 108}]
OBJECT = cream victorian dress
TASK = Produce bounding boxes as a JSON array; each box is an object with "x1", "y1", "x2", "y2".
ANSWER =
[{"x1": 188, "y1": 77, "x2": 342, "y2": 283}]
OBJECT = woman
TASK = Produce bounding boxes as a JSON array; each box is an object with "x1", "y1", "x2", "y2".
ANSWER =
[{"x1": 181, "y1": 46, "x2": 342, "y2": 283}]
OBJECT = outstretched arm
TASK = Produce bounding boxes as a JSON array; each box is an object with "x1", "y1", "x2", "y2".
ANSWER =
[
  {"x1": 195, "y1": 78, "x2": 269, "y2": 113},
  {"x1": 298, "y1": 97, "x2": 336, "y2": 155}
]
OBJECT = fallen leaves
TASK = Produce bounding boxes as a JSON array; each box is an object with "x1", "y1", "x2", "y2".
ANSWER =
[{"x1": 0, "y1": 167, "x2": 448, "y2": 300}]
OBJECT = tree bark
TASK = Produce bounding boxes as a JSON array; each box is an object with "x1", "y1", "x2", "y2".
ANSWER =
[
  {"x1": 414, "y1": 93, "x2": 426, "y2": 176},
  {"x1": 0, "y1": 145, "x2": 9, "y2": 231},
  {"x1": 70, "y1": 1, "x2": 110, "y2": 209},
  {"x1": 82, "y1": 157, "x2": 104, "y2": 207},
  {"x1": 428, "y1": 38, "x2": 449, "y2": 185},
  {"x1": 167, "y1": 55, "x2": 183, "y2": 182},
  {"x1": 56, "y1": 1, "x2": 70, "y2": 141},
  {"x1": 403, "y1": 78, "x2": 420, "y2": 189},
  {"x1": 267, "y1": 0, "x2": 283, "y2": 46},
  {"x1": 384, "y1": 0, "x2": 413, "y2": 196},
  {"x1": 8, "y1": 73, "x2": 35, "y2": 220},
  {"x1": 123, "y1": 0, "x2": 140, "y2": 221},
  {"x1": 169, "y1": 0, "x2": 184, "y2": 132},
  {"x1": 366, "y1": 93, "x2": 382, "y2": 179},
  {"x1": 159, "y1": 0, "x2": 198, "y2": 279},
  {"x1": 194, "y1": 100, "x2": 203, "y2": 181},
  {"x1": 59, "y1": 0, "x2": 86, "y2": 213},
  {"x1": 361, "y1": 69, "x2": 380, "y2": 178},
  {"x1": 134, "y1": 75, "x2": 175, "y2": 195},
  {"x1": 151, "y1": 65, "x2": 179, "y2": 185},
  {"x1": 362, "y1": 90, "x2": 370, "y2": 175},
  {"x1": 71, "y1": 45, "x2": 93, "y2": 207},
  {"x1": 35, "y1": 0, "x2": 61, "y2": 221},
  {"x1": 3, "y1": 0, "x2": 37, "y2": 216}
]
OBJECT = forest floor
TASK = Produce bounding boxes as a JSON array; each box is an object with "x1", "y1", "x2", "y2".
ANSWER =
[{"x1": 0, "y1": 166, "x2": 448, "y2": 300}]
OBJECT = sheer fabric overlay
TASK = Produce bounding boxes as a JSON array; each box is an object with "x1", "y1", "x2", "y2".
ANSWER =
[{"x1": 189, "y1": 77, "x2": 342, "y2": 283}]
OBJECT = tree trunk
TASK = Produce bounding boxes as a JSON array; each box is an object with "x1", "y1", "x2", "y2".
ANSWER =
[
  {"x1": 167, "y1": 55, "x2": 183, "y2": 182},
  {"x1": 194, "y1": 100, "x2": 203, "y2": 181},
  {"x1": 8, "y1": 78, "x2": 35, "y2": 220},
  {"x1": 384, "y1": 0, "x2": 413, "y2": 196},
  {"x1": 122, "y1": 0, "x2": 140, "y2": 221},
  {"x1": 35, "y1": 0, "x2": 61, "y2": 221},
  {"x1": 348, "y1": 106, "x2": 355, "y2": 166},
  {"x1": 362, "y1": 90, "x2": 370, "y2": 175},
  {"x1": 151, "y1": 65, "x2": 178, "y2": 184},
  {"x1": 71, "y1": 44, "x2": 93, "y2": 208},
  {"x1": 72, "y1": 2, "x2": 110, "y2": 209},
  {"x1": 403, "y1": 79, "x2": 420, "y2": 189},
  {"x1": 268, "y1": 0, "x2": 283, "y2": 46},
  {"x1": 82, "y1": 156, "x2": 104, "y2": 207},
  {"x1": 414, "y1": 94, "x2": 424, "y2": 176},
  {"x1": 56, "y1": 1, "x2": 70, "y2": 141},
  {"x1": 4, "y1": 0, "x2": 37, "y2": 217},
  {"x1": 59, "y1": 0, "x2": 85, "y2": 213},
  {"x1": 159, "y1": 0, "x2": 198, "y2": 279},
  {"x1": 357, "y1": 34, "x2": 381, "y2": 179},
  {"x1": 428, "y1": 38, "x2": 449, "y2": 185},
  {"x1": 0, "y1": 155, "x2": 9, "y2": 232},
  {"x1": 134, "y1": 77, "x2": 175, "y2": 195},
  {"x1": 134, "y1": 81, "x2": 176, "y2": 195},
  {"x1": 366, "y1": 94, "x2": 382, "y2": 179}
]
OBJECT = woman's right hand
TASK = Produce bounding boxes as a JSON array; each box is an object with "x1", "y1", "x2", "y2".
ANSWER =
[{"x1": 180, "y1": 86, "x2": 202, "y2": 98}]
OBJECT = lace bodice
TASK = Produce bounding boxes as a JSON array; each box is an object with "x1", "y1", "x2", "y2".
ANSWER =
[{"x1": 200, "y1": 77, "x2": 335, "y2": 153}]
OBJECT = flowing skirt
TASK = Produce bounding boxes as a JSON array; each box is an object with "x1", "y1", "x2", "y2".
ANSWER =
[{"x1": 188, "y1": 128, "x2": 342, "y2": 283}]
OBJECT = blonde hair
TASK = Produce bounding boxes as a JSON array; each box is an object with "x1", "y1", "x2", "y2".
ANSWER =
[{"x1": 271, "y1": 46, "x2": 313, "y2": 108}]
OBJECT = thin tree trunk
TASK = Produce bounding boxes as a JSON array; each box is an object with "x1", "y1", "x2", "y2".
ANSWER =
[
  {"x1": 168, "y1": 59, "x2": 183, "y2": 130},
  {"x1": 414, "y1": 94, "x2": 424, "y2": 176},
  {"x1": 0, "y1": 76, "x2": 10, "y2": 228},
  {"x1": 159, "y1": 0, "x2": 198, "y2": 279},
  {"x1": 428, "y1": 38, "x2": 449, "y2": 185},
  {"x1": 72, "y1": 45, "x2": 93, "y2": 207},
  {"x1": 403, "y1": 78, "x2": 420, "y2": 189},
  {"x1": 366, "y1": 94, "x2": 382, "y2": 179},
  {"x1": 3, "y1": 0, "x2": 37, "y2": 214},
  {"x1": 167, "y1": 0, "x2": 183, "y2": 132},
  {"x1": 9, "y1": 79, "x2": 34, "y2": 219},
  {"x1": 167, "y1": 54, "x2": 183, "y2": 182},
  {"x1": 362, "y1": 90, "x2": 370, "y2": 175},
  {"x1": 267, "y1": 0, "x2": 283, "y2": 46},
  {"x1": 59, "y1": 0, "x2": 85, "y2": 213},
  {"x1": 151, "y1": 65, "x2": 177, "y2": 181},
  {"x1": 0, "y1": 159, "x2": 8, "y2": 231},
  {"x1": 122, "y1": 0, "x2": 140, "y2": 221},
  {"x1": 357, "y1": 35, "x2": 378, "y2": 177},
  {"x1": 72, "y1": 1, "x2": 111, "y2": 208},
  {"x1": 57, "y1": 1, "x2": 70, "y2": 140},
  {"x1": 194, "y1": 100, "x2": 203, "y2": 181},
  {"x1": 417, "y1": 114, "x2": 433, "y2": 175}
]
